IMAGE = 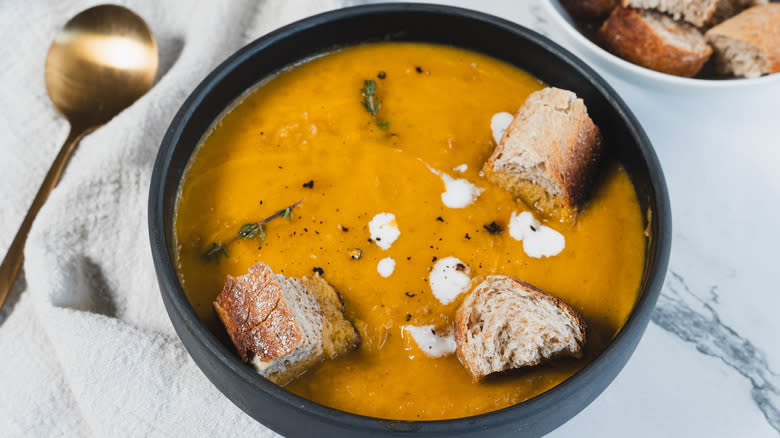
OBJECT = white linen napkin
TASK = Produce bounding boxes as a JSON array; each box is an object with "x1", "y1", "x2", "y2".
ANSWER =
[{"x1": 0, "y1": 1, "x2": 345, "y2": 436}]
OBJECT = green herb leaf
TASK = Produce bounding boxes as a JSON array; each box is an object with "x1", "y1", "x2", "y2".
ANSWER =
[
  {"x1": 238, "y1": 223, "x2": 260, "y2": 239},
  {"x1": 204, "y1": 242, "x2": 228, "y2": 260},
  {"x1": 377, "y1": 119, "x2": 390, "y2": 130},
  {"x1": 360, "y1": 79, "x2": 379, "y2": 117},
  {"x1": 276, "y1": 207, "x2": 292, "y2": 220},
  {"x1": 202, "y1": 200, "x2": 302, "y2": 261}
]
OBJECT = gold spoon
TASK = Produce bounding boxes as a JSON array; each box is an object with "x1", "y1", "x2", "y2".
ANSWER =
[{"x1": 0, "y1": 5, "x2": 158, "y2": 310}]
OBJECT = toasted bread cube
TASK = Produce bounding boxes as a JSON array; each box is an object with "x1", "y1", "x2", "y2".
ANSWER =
[
  {"x1": 481, "y1": 87, "x2": 603, "y2": 221},
  {"x1": 214, "y1": 262, "x2": 359, "y2": 385},
  {"x1": 706, "y1": 4, "x2": 780, "y2": 78},
  {"x1": 455, "y1": 276, "x2": 587, "y2": 382},
  {"x1": 621, "y1": 0, "x2": 766, "y2": 27},
  {"x1": 599, "y1": 7, "x2": 713, "y2": 77}
]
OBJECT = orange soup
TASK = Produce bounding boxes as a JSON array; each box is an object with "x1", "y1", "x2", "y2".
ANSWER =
[{"x1": 174, "y1": 42, "x2": 645, "y2": 420}]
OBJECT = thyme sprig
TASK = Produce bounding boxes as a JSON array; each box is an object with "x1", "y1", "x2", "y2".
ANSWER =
[
  {"x1": 204, "y1": 242, "x2": 229, "y2": 260},
  {"x1": 203, "y1": 199, "x2": 303, "y2": 261},
  {"x1": 360, "y1": 79, "x2": 390, "y2": 130},
  {"x1": 361, "y1": 80, "x2": 379, "y2": 116}
]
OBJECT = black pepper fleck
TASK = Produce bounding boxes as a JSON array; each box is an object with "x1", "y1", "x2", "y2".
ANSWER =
[
  {"x1": 377, "y1": 71, "x2": 386, "y2": 79},
  {"x1": 405, "y1": 292, "x2": 416, "y2": 297},
  {"x1": 432, "y1": 256, "x2": 438, "y2": 262},
  {"x1": 436, "y1": 216, "x2": 444, "y2": 222},
  {"x1": 455, "y1": 263, "x2": 466, "y2": 272},
  {"x1": 465, "y1": 233, "x2": 471, "y2": 240},
  {"x1": 405, "y1": 314, "x2": 412, "y2": 321},
  {"x1": 302, "y1": 180, "x2": 314, "y2": 188},
  {"x1": 415, "y1": 66, "x2": 423, "y2": 73},
  {"x1": 483, "y1": 221, "x2": 503, "y2": 234},
  {"x1": 530, "y1": 225, "x2": 537, "y2": 232},
  {"x1": 312, "y1": 267, "x2": 324, "y2": 275}
]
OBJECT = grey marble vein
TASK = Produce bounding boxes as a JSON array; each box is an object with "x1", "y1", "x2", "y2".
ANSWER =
[{"x1": 654, "y1": 271, "x2": 779, "y2": 432}]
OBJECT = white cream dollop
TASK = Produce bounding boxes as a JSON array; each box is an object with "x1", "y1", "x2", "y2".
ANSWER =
[
  {"x1": 429, "y1": 256, "x2": 471, "y2": 305},
  {"x1": 403, "y1": 325, "x2": 456, "y2": 357},
  {"x1": 377, "y1": 257, "x2": 396, "y2": 278},
  {"x1": 452, "y1": 163, "x2": 468, "y2": 173},
  {"x1": 369, "y1": 213, "x2": 400, "y2": 250},
  {"x1": 508, "y1": 211, "x2": 565, "y2": 258},
  {"x1": 440, "y1": 174, "x2": 483, "y2": 208},
  {"x1": 426, "y1": 165, "x2": 482, "y2": 209},
  {"x1": 491, "y1": 112, "x2": 514, "y2": 144}
]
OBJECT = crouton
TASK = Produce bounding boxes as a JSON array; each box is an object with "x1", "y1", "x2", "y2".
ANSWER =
[
  {"x1": 455, "y1": 276, "x2": 587, "y2": 382},
  {"x1": 214, "y1": 262, "x2": 359, "y2": 385}
]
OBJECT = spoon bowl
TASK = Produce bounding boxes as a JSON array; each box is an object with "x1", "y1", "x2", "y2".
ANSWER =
[
  {"x1": 0, "y1": 4, "x2": 158, "y2": 310},
  {"x1": 45, "y1": 4, "x2": 158, "y2": 128}
]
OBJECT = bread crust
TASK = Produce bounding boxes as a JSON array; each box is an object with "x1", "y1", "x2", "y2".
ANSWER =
[
  {"x1": 214, "y1": 263, "x2": 302, "y2": 364},
  {"x1": 621, "y1": 0, "x2": 767, "y2": 27},
  {"x1": 455, "y1": 276, "x2": 587, "y2": 382},
  {"x1": 620, "y1": 0, "x2": 717, "y2": 26},
  {"x1": 214, "y1": 262, "x2": 359, "y2": 385},
  {"x1": 599, "y1": 7, "x2": 713, "y2": 77},
  {"x1": 481, "y1": 87, "x2": 603, "y2": 220},
  {"x1": 705, "y1": 4, "x2": 780, "y2": 77}
]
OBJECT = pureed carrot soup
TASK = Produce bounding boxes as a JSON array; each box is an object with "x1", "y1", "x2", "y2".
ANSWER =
[{"x1": 174, "y1": 43, "x2": 645, "y2": 420}]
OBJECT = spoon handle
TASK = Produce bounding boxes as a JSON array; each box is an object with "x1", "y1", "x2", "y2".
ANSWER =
[{"x1": 0, "y1": 127, "x2": 87, "y2": 311}]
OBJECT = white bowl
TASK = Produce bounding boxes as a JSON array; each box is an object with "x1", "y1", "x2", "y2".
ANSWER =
[{"x1": 544, "y1": 0, "x2": 780, "y2": 95}]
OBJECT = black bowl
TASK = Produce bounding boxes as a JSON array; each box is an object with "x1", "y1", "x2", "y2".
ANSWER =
[{"x1": 149, "y1": 3, "x2": 671, "y2": 437}]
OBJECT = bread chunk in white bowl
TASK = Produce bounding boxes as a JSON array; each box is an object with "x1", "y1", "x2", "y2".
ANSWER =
[{"x1": 544, "y1": 0, "x2": 780, "y2": 94}]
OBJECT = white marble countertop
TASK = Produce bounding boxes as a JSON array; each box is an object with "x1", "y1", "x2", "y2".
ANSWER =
[{"x1": 0, "y1": 0, "x2": 776, "y2": 436}]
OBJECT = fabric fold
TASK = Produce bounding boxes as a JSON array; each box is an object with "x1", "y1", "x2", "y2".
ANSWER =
[{"x1": 2, "y1": 0, "x2": 343, "y2": 435}]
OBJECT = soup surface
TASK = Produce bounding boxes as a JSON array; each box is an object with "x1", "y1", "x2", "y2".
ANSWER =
[{"x1": 174, "y1": 43, "x2": 646, "y2": 420}]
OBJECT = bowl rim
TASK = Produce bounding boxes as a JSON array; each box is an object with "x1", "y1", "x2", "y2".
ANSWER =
[
  {"x1": 149, "y1": 2, "x2": 672, "y2": 434},
  {"x1": 544, "y1": 0, "x2": 780, "y2": 88}
]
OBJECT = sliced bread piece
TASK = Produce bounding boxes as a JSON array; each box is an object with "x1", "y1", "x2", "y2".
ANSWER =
[
  {"x1": 621, "y1": 0, "x2": 766, "y2": 27},
  {"x1": 455, "y1": 276, "x2": 587, "y2": 382},
  {"x1": 561, "y1": 0, "x2": 617, "y2": 19},
  {"x1": 705, "y1": 4, "x2": 780, "y2": 78},
  {"x1": 481, "y1": 87, "x2": 603, "y2": 221},
  {"x1": 214, "y1": 262, "x2": 359, "y2": 385},
  {"x1": 599, "y1": 7, "x2": 713, "y2": 77}
]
